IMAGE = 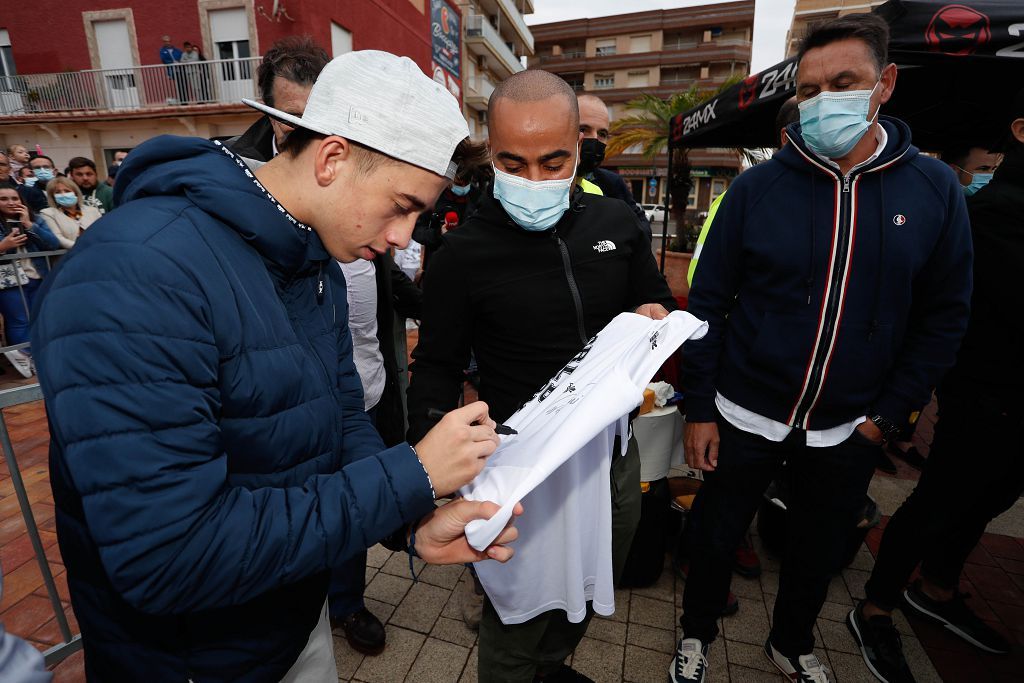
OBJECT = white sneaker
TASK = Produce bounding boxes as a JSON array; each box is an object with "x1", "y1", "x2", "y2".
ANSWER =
[
  {"x1": 669, "y1": 637, "x2": 709, "y2": 682},
  {"x1": 764, "y1": 639, "x2": 832, "y2": 682},
  {"x1": 4, "y1": 350, "x2": 34, "y2": 378}
]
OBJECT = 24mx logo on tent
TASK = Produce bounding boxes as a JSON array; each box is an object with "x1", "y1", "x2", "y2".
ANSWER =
[{"x1": 926, "y1": 4, "x2": 992, "y2": 55}]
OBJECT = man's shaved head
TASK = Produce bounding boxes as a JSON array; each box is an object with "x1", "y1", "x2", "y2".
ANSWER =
[{"x1": 488, "y1": 70, "x2": 579, "y2": 129}]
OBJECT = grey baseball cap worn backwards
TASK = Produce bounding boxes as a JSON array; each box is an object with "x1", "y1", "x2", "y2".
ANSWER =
[{"x1": 243, "y1": 50, "x2": 469, "y2": 179}]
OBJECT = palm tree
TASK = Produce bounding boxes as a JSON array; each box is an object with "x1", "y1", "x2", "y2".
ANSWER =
[{"x1": 607, "y1": 77, "x2": 742, "y2": 245}]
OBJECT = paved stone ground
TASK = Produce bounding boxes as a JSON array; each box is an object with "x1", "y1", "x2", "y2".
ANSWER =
[{"x1": 1, "y1": 365, "x2": 1021, "y2": 681}]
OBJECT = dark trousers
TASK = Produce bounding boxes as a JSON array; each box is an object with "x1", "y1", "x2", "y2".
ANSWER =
[
  {"x1": 328, "y1": 406, "x2": 379, "y2": 619},
  {"x1": 680, "y1": 414, "x2": 877, "y2": 656},
  {"x1": 477, "y1": 436, "x2": 642, "y2": 682},
  {"x1": 0, "y1": 278, "x2": 40, "y2": 347},
  {"x1": 865, "y1": 394, "x2": 1024, "y2": 610}
]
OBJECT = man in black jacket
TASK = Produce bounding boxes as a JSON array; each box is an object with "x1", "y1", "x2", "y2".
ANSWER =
[
  {"x1": 227, "y1": 37, "x2": 329, "y2": 163},
  {"x1": 577, "y1": 93, "x2": 652, "y2": 240},
  {"x1": 849, "y1": 89, "x2": 1024, "y2": 682},
  {"x1": 407, "y1": 69, "x2": 676, "y2": 683}
]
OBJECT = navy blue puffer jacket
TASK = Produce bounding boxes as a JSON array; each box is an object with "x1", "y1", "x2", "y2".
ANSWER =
[{"x1": 31, "y1": 136, "x2": 436, "y2": 681}]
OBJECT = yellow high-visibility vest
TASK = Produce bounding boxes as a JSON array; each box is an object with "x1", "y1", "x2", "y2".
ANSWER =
[{"x1": 688, "y1": 191, "x2": 726, "y2": 286}]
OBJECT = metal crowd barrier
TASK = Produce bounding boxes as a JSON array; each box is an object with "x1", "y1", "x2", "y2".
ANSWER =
[
  {"x1": 0, "y1": 248, "x2": 80, "y2": 663},
  {"x1": 0, "y1": 383, "x2": 82, "y2": 665}
]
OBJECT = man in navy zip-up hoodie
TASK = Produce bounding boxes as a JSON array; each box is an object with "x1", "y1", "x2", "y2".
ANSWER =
[{"x1": 670, "y1": 15, "x2": 972, "y2": 683}]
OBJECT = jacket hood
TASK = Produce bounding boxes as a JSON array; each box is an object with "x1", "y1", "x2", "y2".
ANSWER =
[
  {"x1": 777, "y1": 115, "x2": 917, "y2": 175},
  {"x1": 114, "y1": 135, "x2": 325, "y2": 275}
]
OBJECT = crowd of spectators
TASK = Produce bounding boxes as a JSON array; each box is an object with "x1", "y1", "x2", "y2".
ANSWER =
[{"x1": 0, "y1": 145, "x2": 128, "y2": 377}]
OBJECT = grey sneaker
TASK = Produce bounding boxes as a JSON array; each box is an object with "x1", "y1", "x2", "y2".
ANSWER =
[
  {"x1": 669, "y1": 637, "x2": 709, "y2": 682},
  {"x1": 764, "y1": 639, "x2": 832, "y2": 682}
]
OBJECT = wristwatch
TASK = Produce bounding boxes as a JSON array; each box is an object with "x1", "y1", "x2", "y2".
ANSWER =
[{"x1": 869, "y1": 414, "x2": 901, "y2": 442}]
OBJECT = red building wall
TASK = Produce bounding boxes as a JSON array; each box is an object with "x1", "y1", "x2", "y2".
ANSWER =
[{"x1": 4, "y1": 1, "x2": 431, "y2": 76}]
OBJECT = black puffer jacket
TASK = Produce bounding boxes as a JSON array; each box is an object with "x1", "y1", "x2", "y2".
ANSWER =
[
  {"x1": 940, "y1": 142, "x2": 1024, "y2": 416},
  {"x1": 407, "y1": 187, "x2": 675, "y2": 440}
]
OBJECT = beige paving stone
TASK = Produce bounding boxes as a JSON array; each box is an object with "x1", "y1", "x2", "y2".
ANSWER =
[
  {"x1": 416, "y1": 563, "x2": 465, "y2": 590},
  {"x1": 631, "y1": 567, "x2": 676, "y2": 603},
  {"x1": 842, "y1": 568, "x2": 871, "y2": 601},
  {"x1": 817, "y1": 617, "x2": 860, "y2": 654},
  {"x1": 826, "y1": 575, "x2": 853, "y2": 605},
  {"x1": 442, "y1": 576, "x2": 474, "y2": 619},
  {"x1": 818, "y1": 600, "x2": 854, "y2": 624},
  {"x1": 604, "y1": 588, "x2": 631, "y2": 623},
  {"x1": 623, "y1": 643, "x2": 672, "y2": 683},
  {"x1": 902, "y1": 634, "x2": 944, "y2": 683},
  {"x1": 405, "y1": 637, "x2": 469, "y2": 683},
  {"x1": 847, "y1": 545, "x2": 876, "y2": 572},
  {"x1": 724, "y1": 639, "x2": 775, "y2": 673},
  {"x1": 364, "y1": 597, "x2": 395, "y2": 626},
  {"x1": 707, "y1": 639, "x2": 730, "y2": 683},
  {"x1": 332, "y1": 634, "x2": 363, "y2": 682},
  {"x1": 390, "y1": 581, "x2": 449, "y2": 633},
  {"x1": 352, "y1": 625, "x2": 424, "y2": 682},
  {"x1": 626, "y1": 622, "x2": 675, "y2": 653},
  {"x1": 826, "y1": 649, "x2": 874, "y2": 683},
  {"x1": 366, "y1": 544, "x2": 392, "y2": 569},
  {"x1": 364, "y1": 572, "x2": 412, "y2": 606},
  {"x1": 731, "y1": 575, "x2": 765, "y2": 600},
  {"x1": 571, "y1": 636, "x2": 624, "y2": 683},
  {"x1": 629, "y1": 594, "x2": 678, "y2": 630},
  {"x1": 430, "y1": 615, "x2": 478, "y2": 648},
  {"x1": 721, "y1": 599, "x2": 771, "y2": 646},
  {"x1": 364, "y1": 567, "x2": 377, "y2": 587},
  {"x1": 760, "y1": 570, "x2": 779, "y2": 596},
  {"x1": 729, "y1": 663, "x2": 782, "y2": 682},
  {"x1": 458, "y1": 645, "x2": 478, "y2": 683},
  {"x1": 586, "y1": 615, "x2": 628, "y2": 645},
  {"x1": 381, "y1": 550, "x2": 425, "y2": 577}
]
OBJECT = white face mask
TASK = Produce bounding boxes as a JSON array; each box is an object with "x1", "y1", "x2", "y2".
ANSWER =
[{"x1": 491, "y1": 157, "x2": 578, "y2": 232}]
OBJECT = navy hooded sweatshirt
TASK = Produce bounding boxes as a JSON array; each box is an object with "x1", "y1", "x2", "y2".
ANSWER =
[
  {"x1": 30, "y1": 136, "x2": 436, "y2": 681},
  {"x1": 683, "y1": 116, "x2": 972, "y2": 431}
]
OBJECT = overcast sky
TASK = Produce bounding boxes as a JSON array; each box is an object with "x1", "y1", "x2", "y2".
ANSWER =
[{"x1": 526, "y1": 0, "x2": 798, "y2": 72}]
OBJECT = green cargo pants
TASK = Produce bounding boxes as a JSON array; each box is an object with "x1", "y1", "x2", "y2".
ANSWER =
[{"x1": 477, "y1": 436, "x2": 642, "y2": 682}]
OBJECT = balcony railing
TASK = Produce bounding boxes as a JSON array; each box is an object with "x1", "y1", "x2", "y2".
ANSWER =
[
  {"x1": 0, "y1": 57, "x2": 262, "y2": 116},
  {"x1": 466, "y1": 15, "x2": 524, "y2": 78}
]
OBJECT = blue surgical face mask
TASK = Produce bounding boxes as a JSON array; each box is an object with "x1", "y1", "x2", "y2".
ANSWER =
[
  {"x1": 22, "y1": 176, "x2": 38, "y2": 187},
  {"x1": 451, "y1": 183, "x2": 472, "y2": 197},
  {"x1": 492, "y1": 160, "x2": 576, "y2": 232},
  {"x1": 798, "y1": 80, "x2": 881, "y2": 159},
  {"x1": 963, "y1": 172, "x2": 993, "y2": 197},
  {"x1": 34, "y1": 168, "x2": 55, "y2": 182},
  {"x1": 54, "y1": 192, "x2": 78, "y2": 208}
]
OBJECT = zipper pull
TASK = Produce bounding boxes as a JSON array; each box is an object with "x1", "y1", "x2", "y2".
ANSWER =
[
  {"x1": 842, "y1": 175, "x2": 851, "y2": 193},
  {"x1": 316, "y1": 263, "x2": 325, "y2": 304}
]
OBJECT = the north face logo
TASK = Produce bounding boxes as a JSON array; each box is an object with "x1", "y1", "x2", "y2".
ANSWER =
[{"x1": 593, "y1": 240, "x2": 616, "y2": 253}]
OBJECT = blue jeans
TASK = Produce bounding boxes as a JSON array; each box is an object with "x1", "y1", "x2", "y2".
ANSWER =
[
  {"x1": 328, "y1": 406, "x2": 378, "y2": 618},
  {"x1": 0, "y1": 278, "x2": 41, "y2": 347}
]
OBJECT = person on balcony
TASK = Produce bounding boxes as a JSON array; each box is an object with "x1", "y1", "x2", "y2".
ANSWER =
[
  {"x1": 39, "y1": 177, "x2": 100, "y2": 249},
  {"x1": 158, "y1": 35, "x2": 186, "y2": 104}
]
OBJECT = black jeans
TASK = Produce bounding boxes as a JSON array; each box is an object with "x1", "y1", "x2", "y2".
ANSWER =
[
  {"x1": 864, "y1": 394, "x2": 1024, "y2": 610},
  {"x1": 680, "y1": 414, "x2": 877, "y2": 656}
]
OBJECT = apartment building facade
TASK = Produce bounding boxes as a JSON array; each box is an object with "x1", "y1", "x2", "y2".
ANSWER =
[
  {"x1": 529, "y1": 1, "x2": 753, "y2": 209},
  {"x1": 0, "y1": 0, "x2": 530, "y2": 171},
  {"x1": 785, "y1": 0, "x2": 886, "y2": 55}
]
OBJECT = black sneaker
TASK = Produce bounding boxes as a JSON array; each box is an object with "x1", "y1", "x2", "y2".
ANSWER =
[
  {"x1": 331, "y1": 607, "x2": 386, "y2": 655},
  {"x1": 846, "y1": 602, "x2": 915, "y2": 683},
  {"x1": 903, "y1": 580, "x2": 1010, "y2": 653},
  {"x1": 669, "y1": 637, "x2": 709, "y2": 682},
  {"x1": 534, "y1": 664, "x2": 594, "y2": 682},
  {"x1": 764, "y1": 639, "x2": 833, "y2": 682}
]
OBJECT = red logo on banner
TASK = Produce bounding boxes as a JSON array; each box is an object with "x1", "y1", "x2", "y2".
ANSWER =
[
  {"x1": 738, "y1": 74, "x2": 759, "y2": 111},
  {"x1": 925, "y1": 4, "x2": 991, "y2": 55}
]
